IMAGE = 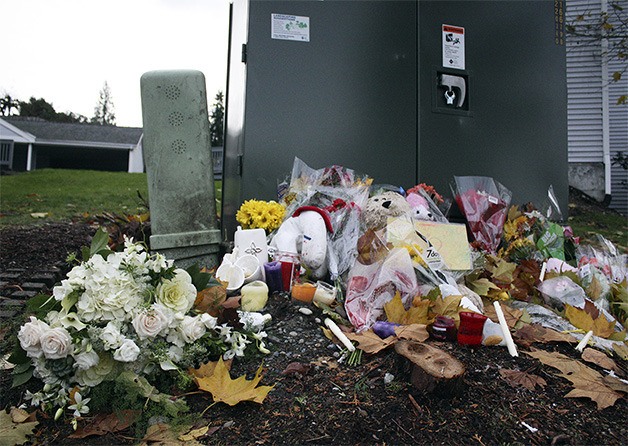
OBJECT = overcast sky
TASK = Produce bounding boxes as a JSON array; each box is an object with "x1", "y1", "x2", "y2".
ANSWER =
[{"x1": 2, "y1": 0, "x2": 230, "y2": 127}]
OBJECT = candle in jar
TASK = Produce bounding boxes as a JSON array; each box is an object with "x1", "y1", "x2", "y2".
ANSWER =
[
  {"x1": 291, "y1": 281, "x2": 316, "y2": 303},
  {"x1": 240, "y1": 280, "x2": 269, "y2": 312},
  {"x1": 313, "y1": 281, "x2": 336, "y2": 305}
]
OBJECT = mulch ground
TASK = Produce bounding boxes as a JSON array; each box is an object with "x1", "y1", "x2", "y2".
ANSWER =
[{"x1": 0, "y1": 192, "x2": 627, "y2": 445}]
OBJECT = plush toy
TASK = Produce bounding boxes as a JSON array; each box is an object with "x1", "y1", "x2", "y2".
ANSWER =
[
  {"x1": 406, "y1": 192, "x2": 434, "y2": 221},
  {"x1": 270, "y1": 206, "x2": 333, "y2": 279},
  {"x1": 363, "y1": 191, "x2": 411, "y2": 230}
]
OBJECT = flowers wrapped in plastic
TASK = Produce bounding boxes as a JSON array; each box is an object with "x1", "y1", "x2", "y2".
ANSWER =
[
  {"x1": 13, "y1": 229, "x2": 270, "y2": 419},
  {"x1": 451, "y1": 176, "x2": 512, "y2": 253}
]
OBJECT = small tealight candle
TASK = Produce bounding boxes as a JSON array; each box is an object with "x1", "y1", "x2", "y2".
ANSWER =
[
  {"x1": 313, "y1": 281, "x2": 336, "y2": 305},
  {"x1": 240, "y1": 280, "x2": 269, "y2": 312}
]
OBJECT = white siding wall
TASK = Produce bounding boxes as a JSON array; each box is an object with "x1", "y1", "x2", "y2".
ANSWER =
[{"x1": 566, "y1": 0, "x2": 628, "y2": 215}]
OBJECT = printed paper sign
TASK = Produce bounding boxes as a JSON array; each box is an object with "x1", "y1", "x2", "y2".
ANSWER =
[
  {"x1": 272, "y1": 14, "x2": 310, "y2": 42},
  {"x1": 442, "y1": 24, "x2": 465, "y2": 70}
]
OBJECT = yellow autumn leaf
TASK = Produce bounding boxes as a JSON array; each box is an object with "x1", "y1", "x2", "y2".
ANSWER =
[
  {"x1": 565, "y1": 304, "x2": 615, "y2": 338},
  {"x1": 486, "y1": 256, "x2": 516, "y2": 283},
  {"x1": 384, "y1": 292, "x2": 429, "y2": 325},
  {"x1": 468, "y1": 278, "x2": 500, "y2": 297},
  {"x1": 194, "y1": 357, "x2": 274, "y2": 406},
  {"x1": 430, "y1": 294, "x2": 462, "y2": 323},
  {"x1": 586, "y1": 275, "x2": 604, "y2": 301}
]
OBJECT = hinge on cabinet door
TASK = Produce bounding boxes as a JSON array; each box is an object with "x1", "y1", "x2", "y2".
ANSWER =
[{"x1": 241, "y1": 44, "x2": 247, "y2": 64}]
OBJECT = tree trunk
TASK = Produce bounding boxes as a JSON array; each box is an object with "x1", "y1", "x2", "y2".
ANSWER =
[{"x1": 395, "y1": 341, "x2": 465, "y2": 395}]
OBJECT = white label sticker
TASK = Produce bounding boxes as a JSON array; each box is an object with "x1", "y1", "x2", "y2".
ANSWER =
[
  {"x1": 272, "y1": 14, "x2": 310, "y2": 42},
  {"x1": 442, "y1": 24, "x2": 465, "y2": 70}
]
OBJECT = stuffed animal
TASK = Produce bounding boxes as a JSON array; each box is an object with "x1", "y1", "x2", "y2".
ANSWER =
[
  {"x1": 363, "y1": 191, "x2": 411, "y2": 230},
  {"x1": 270, "y1": 206, "x2": 333, "y2": 279},
  {"x1": 406, "y1": 192, "x2": 434, "y2": 221}
]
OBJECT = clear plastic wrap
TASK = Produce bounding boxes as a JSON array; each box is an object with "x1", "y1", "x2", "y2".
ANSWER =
[{"x1": 451, "y1": 176, "x2": 512, "y2": 253}]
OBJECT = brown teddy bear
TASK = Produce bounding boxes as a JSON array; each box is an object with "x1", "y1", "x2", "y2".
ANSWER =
[
  {"x1": 357, "y1": 191, "x2": 411, "y2": 264},
  {"x1": 363, "y1": 191, "x2": 411, "y2": 230}
]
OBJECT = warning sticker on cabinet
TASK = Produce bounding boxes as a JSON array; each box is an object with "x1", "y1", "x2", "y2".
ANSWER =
[
  {"x1": 442, "y1": 24, "x2": 465, "y2": 70},
  {"x1": 272, "y1": 14, "x2": 310, "y2": 42}
]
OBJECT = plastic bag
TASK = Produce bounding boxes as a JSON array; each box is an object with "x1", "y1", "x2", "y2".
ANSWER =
[
  {"x1": 277, "y1": 158, "x2": 372, "y2": 279},
  {"x1": 451, "y1": 176, "x2": 512, "y2": 253},
  {"x1": 577, "y1": 234, "x2": 628, "y2": 285},
  {"x1": 344, "y1": 248, "x2": 419, "y2": 332}
]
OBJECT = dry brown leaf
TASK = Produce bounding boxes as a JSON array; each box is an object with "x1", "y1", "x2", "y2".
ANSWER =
[
  {"x1": 499, "y1": 368, "x2": 547, "y2": 391},
  {"x1": 140, "y1": 423, "x2": 199, "y2": 445},
  {"x1": 69, "y1": 410, "x2": 140, "y2": 439},
  {"x1": 393, "y1": 324, "x2": 429, "y2": 342},
  {"x1": 345, "y1": 330, "x2": 396, "y2": 354},
  {"x1": 484, "y1": 303, "x2": 522, "y2": 328},
  {"x1": 565, "y1": 304, "x2": 615, "y2": 338},
  {"x1": 612, "y1": 343, "x2": 628, "y2": 360},
  {"x1": 281, "y1": 362, "x2": 311, "y2": 376},
  {"x1": 514, "y1": 324, "x2": 577, "y2": 347},
  {"x1": 581, "y1": 348, "x2": 621, "y2": 374},
  {"x1": 178, "y1": 426, "x2": 209, "y2": 442},
  {"x1": 195, "y1": 357, "x2": 273, "y2": 406},
  {"x1": 194, "y1": 286, "x2": 227, "y2": 316},
  {"x1": 311, "y1": 356, "x2": 339, "y2": 369},
  {"x1": 384, "y1": 292, "x2": 429, "y2": 325},
  {"x1": 526, "y1": 348, "x2": 624, "y2": 410},
  {"x1": 9, "y1": 408, "x2": 35, "y2": 424}
]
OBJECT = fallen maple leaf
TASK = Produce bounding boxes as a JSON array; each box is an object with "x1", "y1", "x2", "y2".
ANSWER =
[
  {"x1": 345, "y1": 330, "x2": 396, "y2": 354},
  {"x1": 484, "y1": 303, "x2": 522, "y2": 328},
  {"x1": 384, "y1": 292, "x2": 429, "y2": 325},
  {"x1": 140, "y1": 423, "x2": 203, "y2": 446},
  {"x1": 565, "y1": 303, "x2": 615, "y2": 338},
  {"x1": 0, "y1": 409, "x2": 38, "y2": 446},
  {"x1": 429, "y1": 294, "x2": 462, "y2": 323},
  {"x1": 467, "y1": 277, "x2": 500, "y2": 297},
  {"x1": 189, "y1": 358, "x2": 232, "y2": 380},
  {"x1": 581, "y1": 348, "x2": 622, "y2": 374},
  {"x1": 69, "y1": 410, "x2": 140, "y2": 439},
  {"x1": 526, "y1": 348, "x2": 624, "y2": 410},
  {"x1": 194, "y1": 286, "x2": 227, "y2": 316},
  {"x1": 514, "y1": 324, "x2": 577, "y2": 348},
  {"x1": 499, "y1": 368, "x2": 547, "y2": 391},
  {"x1": 393, "y1": 323, "x2": 429, "y2": 342},
  {"x1": 195, "y1": 357, "x2": 274, "y2": 406}
]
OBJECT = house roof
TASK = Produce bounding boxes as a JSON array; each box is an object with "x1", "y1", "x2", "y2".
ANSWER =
[{"x1": 1, "y1": 117, "x2": 142, "y2": 149}]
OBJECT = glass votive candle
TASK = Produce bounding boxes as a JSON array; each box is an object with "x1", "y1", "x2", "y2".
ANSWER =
[
  {"x1": 457, "y1": 312, "x2": 488, "y2": 346},
  {"x1": 313, "y1": 280, "x2": 336, "y2": 305},
  {"x1": 291, "y1": 281, "x2": 316, "y2": 303},
  {"x1": 273, "y1": 251, "x2": 300, "y2": 292},
  {"x1": 431, "y1": 315, "x2": 457, "y2": 341}
]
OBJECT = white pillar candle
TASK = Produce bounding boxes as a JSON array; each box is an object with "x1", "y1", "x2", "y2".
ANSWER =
[
  {"x1": 539, "y1": 261, "x2": 547, "y2": 282},
  {"x1": 575, "y1": 330, "x2": 594, "y2": 352},
  {"x1": 324, "y1": 318, "x2": 355, "y2": 352},
  {"x1": 493, "y1": 301, "x2": 519, "y2": 357},
  {"x1": 240, "y1": 280, "x2": 269, "y2": 312}
]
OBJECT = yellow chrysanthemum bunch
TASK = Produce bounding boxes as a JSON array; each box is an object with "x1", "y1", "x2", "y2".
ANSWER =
[{"x1": 236, "y1": 199, "x2": 286, "y2": 233}]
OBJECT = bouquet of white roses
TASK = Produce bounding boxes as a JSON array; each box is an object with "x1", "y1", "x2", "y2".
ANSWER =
[{"x1": 13, "y1": 229, "x2": 270, "y2": 419}]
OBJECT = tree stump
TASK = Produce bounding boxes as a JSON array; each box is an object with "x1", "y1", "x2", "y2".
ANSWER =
[{"x1": 395, "y1": 341, "x2": 465, "y2": 395}]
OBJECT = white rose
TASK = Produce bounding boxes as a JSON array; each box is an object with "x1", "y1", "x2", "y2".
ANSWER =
[
  {"x1": 18, "y1": 317, "x2": 50, "y2": 358},
  {"x1": 200, "y1": 313, "x2": 218, "y2": 330},
  {"x1": 73, "y1": 350, "x2": 100, "y2": 370},
  {"x1": 179, "y1": 315, "x2": 207, "y2": 343},
  {"x1": 132, "y1": 304, "x2": 172, "y2": 339},
  {"x1": 40, "y1": 327, "x2": 73, "y2": 360},
  {"x1": 113, "y1": 339, "x2": 140, "y2": 363},
  {"x1": 101, "y1": 321, "x2": 124, "y2": 350},
  {"x1": 156, "y1": 269, "x2": 197, "y2": 313}
]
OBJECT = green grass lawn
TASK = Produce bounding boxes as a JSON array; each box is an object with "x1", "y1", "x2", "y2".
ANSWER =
[{"x1": 0, "y1": 169, "x2": 150, "y2": 226}]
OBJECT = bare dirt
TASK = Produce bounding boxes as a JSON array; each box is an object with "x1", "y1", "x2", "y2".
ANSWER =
[{"x1": 0, "y1": 193, "x2": 626, "y2": 446}]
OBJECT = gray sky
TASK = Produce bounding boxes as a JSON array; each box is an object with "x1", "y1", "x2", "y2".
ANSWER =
[{"x1": 1, "y1": 0, "x2": 230, "y2": 127}]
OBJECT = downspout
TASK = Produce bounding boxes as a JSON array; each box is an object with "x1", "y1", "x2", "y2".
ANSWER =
[
  {"x1": 601, "y1": 0, "x2": 612, "y2": 205},
  {"x1": 26, "y1": 143, "x2": 33, "y2": 171}
]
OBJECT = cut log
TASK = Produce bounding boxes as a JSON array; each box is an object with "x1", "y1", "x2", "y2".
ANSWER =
[{"x1": 394, "y1": 341, "x2": 466, "y2": 395}]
